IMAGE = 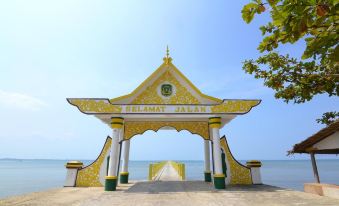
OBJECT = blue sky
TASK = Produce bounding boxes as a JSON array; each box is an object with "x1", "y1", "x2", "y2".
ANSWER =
[{"x1": 0, "y1": 0, "x2": 337, "y2": 161}]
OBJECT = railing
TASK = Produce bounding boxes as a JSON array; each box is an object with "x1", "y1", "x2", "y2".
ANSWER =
[
  {"x1": 170, "y1": 161, "x2": 185, "y2": 180},
  {"x1": 148, "y1": 161, "x2": 167, "y2": 180}
]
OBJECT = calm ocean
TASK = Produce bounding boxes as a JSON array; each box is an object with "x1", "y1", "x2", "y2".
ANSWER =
[{"x1": 0, "y1": 159, "x2": 338, "y2": 198}]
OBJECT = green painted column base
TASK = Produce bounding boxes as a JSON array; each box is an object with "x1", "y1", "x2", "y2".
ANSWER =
[
  {"x1": 204, "y1": 172, "x2": 212, "y2": 182},
  {"x1": 213, "y1": 174, "x2": 226, "y2": 189},
  {"x1": 120, "y1": 172, "x2": 129, "y2": 184},
  {"x1": 105, "y1": 176, "x2": 117, "y2": 191}
]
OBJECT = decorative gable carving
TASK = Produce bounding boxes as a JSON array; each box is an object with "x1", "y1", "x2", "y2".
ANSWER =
[{"x1": 131, "y1": 70, "x2": 200, "y2": 104}]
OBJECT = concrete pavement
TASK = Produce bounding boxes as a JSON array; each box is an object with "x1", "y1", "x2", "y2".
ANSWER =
[{"x1": 1, "y1": 181, "x2": 339, "y2": 206}]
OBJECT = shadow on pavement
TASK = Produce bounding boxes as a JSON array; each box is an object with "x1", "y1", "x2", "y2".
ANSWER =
[{"x1": 124, "y1": 181, "x2": 289, "y2": 194}]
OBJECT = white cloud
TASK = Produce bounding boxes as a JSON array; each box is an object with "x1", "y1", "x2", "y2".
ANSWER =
[{"x1": 0, "y1": 90, "x2": 47, "y2": 111}]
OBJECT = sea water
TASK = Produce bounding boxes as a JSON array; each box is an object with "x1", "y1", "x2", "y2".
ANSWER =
[{"x1": 0, "y1": 159, "x2": 338, "y2": 198}]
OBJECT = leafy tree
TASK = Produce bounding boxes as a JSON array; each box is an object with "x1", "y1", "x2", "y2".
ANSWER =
[
  {"x1": 241, "y1": 0, "x2": 339, "y2": 125},
  {"x1": 316, "y1": 111, "x2": 339, "y2": 125}
]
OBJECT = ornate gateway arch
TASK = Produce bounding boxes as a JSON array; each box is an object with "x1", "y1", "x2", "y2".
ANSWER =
[{"x1": 66, "y1": 48, "x2": 261, "y2": 190}]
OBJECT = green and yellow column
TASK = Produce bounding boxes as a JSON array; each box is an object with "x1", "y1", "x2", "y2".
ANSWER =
[
  {"x1": 204, "y1": 140, "x2": 212, "y2": 182},
  {"x1": 209, "y1": 117, "x2": 226, "y2": 189},
  {"x1": 120, "y1": 139, "x2": 130, "y2": 184},
  {"x1": 105, "y1": 117, "x2": 124, "y2": 191}
]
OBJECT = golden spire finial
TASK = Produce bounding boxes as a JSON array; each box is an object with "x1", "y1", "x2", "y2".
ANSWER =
[
  {"x1": 166, "y1": 45, "x2": 170, "y2": 58},
  {"x1": 163, "y1": 45, "x2": 172, "y2": 64}
]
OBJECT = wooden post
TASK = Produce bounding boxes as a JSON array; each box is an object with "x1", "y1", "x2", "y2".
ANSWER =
[{"x1": 310, "y1": 152, "x2": 320, "y2": 183}]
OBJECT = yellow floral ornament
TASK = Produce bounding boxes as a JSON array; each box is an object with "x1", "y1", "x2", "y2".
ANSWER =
[
  {"x1": 220, "y1": 137, "x2": 252, "y2": 184},
  {"x1": 76, "y1": 137, "x2": 112, "y2": 187},
  {"x1": 124, "y1": 121, "x2": 209, "y2": 140},
  {"x1": 211, "y1": 100, "x2": 260, "y2": 113},
  {"x1": 131, "y1": 70, "x2": 200, "y2": 104},
  {"x1": 68, "y1": 99, "x2": 122, "y2": 113}
]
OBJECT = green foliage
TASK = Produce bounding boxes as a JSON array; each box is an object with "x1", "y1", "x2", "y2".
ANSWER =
[
  {"x1": 316, "y1": 111, "x2": 339, "y2": 125},
  {"x1": 241, "y1": 0, "x2": 339, "y2": 123}
]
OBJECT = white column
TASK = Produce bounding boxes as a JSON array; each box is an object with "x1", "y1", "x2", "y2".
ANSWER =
[
  {"x1": 246, "y1": 160, "x2": 262, "y2": 184},
  {"x1": 114, "y1": 129, "x2": 124, "y2": 175},
  {"x1": 209, "y1": 117, "x2": 226, "y2": 189},
  {"x1": 251, "y1": 167, "x2": 262, "y2": 184},
  {"x1": 204, "y1": 140, "x2": 211, "y2": 172},
  {"x1": 107, "y1": 128, "x2": 120, "y2": 177},
  {"x1": 211, "y1": 127, "x2": 223, "y2": 174},
  {"x1": 64, "y1": 161, "x2": 83, "y2": 187},
  {"x1": 122, "y1": 140, "x2": 130, "y2": 173},
  {"x1": 106, "y1": 117, "x2": 124, "y2": 191}
]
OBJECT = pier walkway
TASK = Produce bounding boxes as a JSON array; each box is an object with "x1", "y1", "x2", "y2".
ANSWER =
[
  {"x1": 2, "y1": 181, "x2": 339, "y2": 206},
  {"x1": 154, "y1": 162, "x2": 181, "y2": 181}
]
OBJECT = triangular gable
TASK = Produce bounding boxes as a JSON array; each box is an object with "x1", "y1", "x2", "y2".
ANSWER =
[{"x1": 110, "y1": 58, "x2": 222, "y2": 105}]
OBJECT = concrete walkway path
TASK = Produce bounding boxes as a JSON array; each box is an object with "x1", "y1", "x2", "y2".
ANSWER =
[
  {"x1": 1, "y1": 181, "x2": 339, "y2": 206},
  {"x1": 154, "y1": 162, "x2": 181, "y2": 181}
]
